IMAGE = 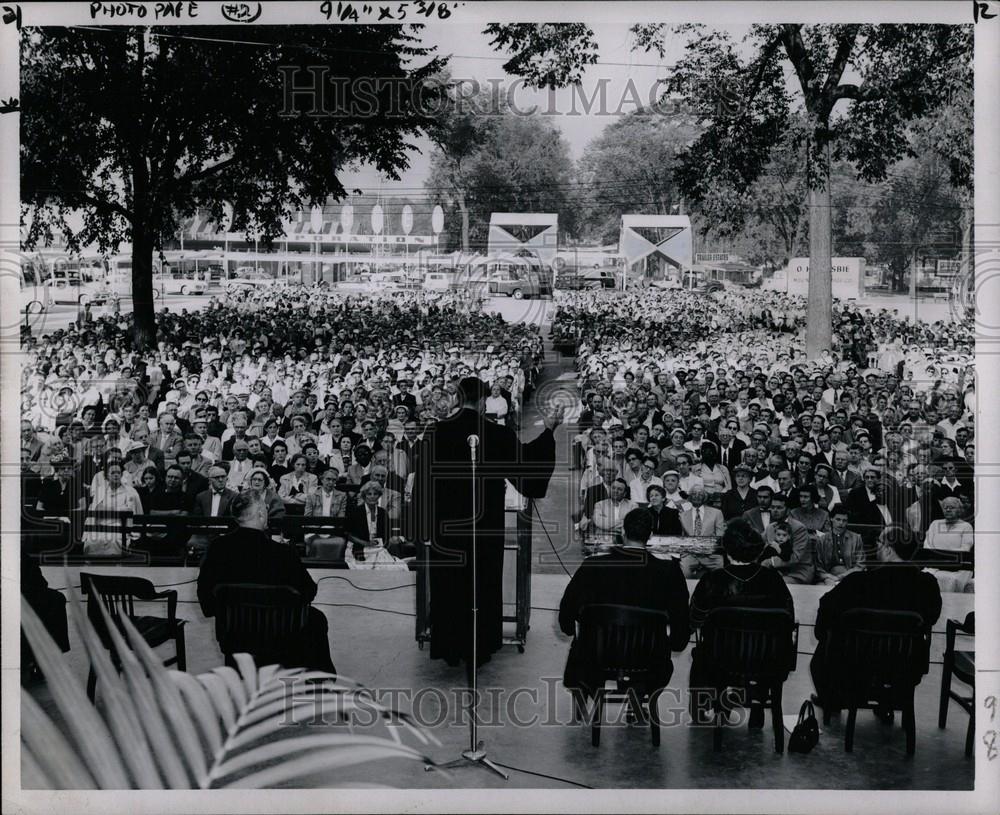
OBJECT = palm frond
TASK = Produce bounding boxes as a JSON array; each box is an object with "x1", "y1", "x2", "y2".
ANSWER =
[{"x1": 21, "y1": 576, "x2": 441, "y2": 790}]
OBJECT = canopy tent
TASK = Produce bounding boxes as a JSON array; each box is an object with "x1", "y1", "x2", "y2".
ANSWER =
[
  {"x1": 618, "y1": 215, "x2": 693, "y2": 284},
  {"x1": 488, "y1": 213, "x2": 559, "y2": 266}
]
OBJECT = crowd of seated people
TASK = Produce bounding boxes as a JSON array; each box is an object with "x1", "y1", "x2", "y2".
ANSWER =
[
  {"x1": 560, "y1": 287, "x2": 975, "y2": 594},
  {"x1": 21, "y1": 286, "x2": 543, "y2": 561}
]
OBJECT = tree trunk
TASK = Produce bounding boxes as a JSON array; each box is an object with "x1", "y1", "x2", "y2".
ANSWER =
[
  {"x1": 131, "y1": 228, "x2": 157, "y2": 349},
  {"x1": 909, "y1": 247, "x2": 918, "y2": 300},
  {"x1": 806, "y1": 137, "x2": 833, "y2": 358},
  {"x1": 457, "y1": 191, "x2": 470, "y2": 253}
]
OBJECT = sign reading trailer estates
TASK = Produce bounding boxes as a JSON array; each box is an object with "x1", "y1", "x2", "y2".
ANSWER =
[{"x1": 766, "y1": 257, "x2": 866, "y2": 299}]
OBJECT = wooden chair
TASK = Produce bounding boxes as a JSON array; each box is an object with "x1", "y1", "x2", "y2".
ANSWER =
[
  {"x1": 212, "y1": 583, "x2": 312, "y2": 669},
  {"x1": 827, "y1": 608, "x2": 931, "y2": 755},
  {"x1": 572, "y1": 604, "x2": 672, "y2": 747},
  {"x1": 938, "y1": 612, "x2": 975, "y2": 757},
  {"x1": 698, "y1": 607, "x2": 798, "y2": 754},
  {"x1": 80, "y1": 572, "x2": 186, "y2": 701}
]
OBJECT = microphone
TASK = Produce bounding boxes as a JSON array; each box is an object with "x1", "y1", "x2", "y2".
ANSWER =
[{"x1": 467, "y1": 434, "x2": 479, "y2": 462}]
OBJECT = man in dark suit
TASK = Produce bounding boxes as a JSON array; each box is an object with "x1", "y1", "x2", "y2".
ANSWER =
[
  {"x1": 398, "y1": 419, "x2": 428, "y2": 473},
  {"x1": 810, "y1": 526, "x2": 942, "y2": 715},
  {"x1": 742, "y1": 485, "x2": 775, "y2": 535},
  {"x1": 559, "y1": 508, "x2": 690, "y2": 702},
  {"x1": 197, "y1": 492, "x2": 336, "y2": 673},
  {"x1": 189, "y1": 465, "x2": 238, "y2": 556},
  {"x1": 391, "y1": 378, "x2": 418, "y2": 413},
  {"x1": 716, "y1": 422, "x2": 747, "y2": 475},
  {"x1": 830, "y1": 449, "x2": 861, "y2": 493},
  {"x1": 579, "y1": 460, "x2": 622, "y2": 521},
  {"x1": 174, "y1": 450, "x2": 209, "y2": 510},
  {"x1": 720, "y1": 464, "x2": 758, "y2": 520}
]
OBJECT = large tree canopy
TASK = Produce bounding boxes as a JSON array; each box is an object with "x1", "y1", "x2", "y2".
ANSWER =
[
  {"x1": 575, "y1": 109, "x2": 700, "y2": 245},
  {"x1": 489, "y1": 22, "x2": 972, "y2": 357},
  {"x1": 426, "y1": 111, "x2": 576, "y2": 250},
  {"x1": 21, "y1": 25, "x2": 443, "y2": 347}
]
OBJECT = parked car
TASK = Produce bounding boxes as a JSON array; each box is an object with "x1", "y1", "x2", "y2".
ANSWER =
[
  {"x1": 226, "y1": 271, "x2": 280, "y2": 291},
  {"x1": 423, "y1": 271, "x2": 457, "y2": 291},
  {"x1": 556, "y1": 268, "x2": 616, "y2": 290},
  {"x1": 155, "y1": 274, "x2": 208, "y2": 296}
]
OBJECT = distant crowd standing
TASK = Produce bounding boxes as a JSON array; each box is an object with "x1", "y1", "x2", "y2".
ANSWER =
[
  {"x1": 558, "y1": 288, "x2": 975, "y2": 594},
  {"x1": 21, "y1": 286, "x2": 543, "y2": 558}
]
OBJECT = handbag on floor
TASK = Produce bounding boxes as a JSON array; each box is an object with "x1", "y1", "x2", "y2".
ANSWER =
[{"x1": 788, "y1": 699, "x2": 820, "y2": 753}]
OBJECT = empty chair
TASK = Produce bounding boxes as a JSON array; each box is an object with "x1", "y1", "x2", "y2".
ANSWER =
[
  {"x1": 212, "y1": 583, "x2": 312, "y2": 669},
  {"x1": 698, "y1": 607, "x2": 798, "y2": 754},
  {"x1": 80, "y1": 572, "x2": 186, "y2": 701},
  {"x1": 939, "y1": 612, "x2": 975, "y2": 757},
  {"x1": 571, "y1": 604, "x2": 671, "y2": 747},
  {"x1": 822, "y1": 608, "x2": 931, "y2": 755}
]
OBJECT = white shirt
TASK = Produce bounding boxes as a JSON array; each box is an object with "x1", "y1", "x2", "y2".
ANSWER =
[
  {"x1": 662, "y1": 491, "x2": 691, "y2": 513},
  {"x1": 679, "y1": 473, "x2": 705, "y2": 494},
  {"x1": 628, "y1": 474, "x2": 662, "y2": 504},
  {"x1": 227, "y1": 458, "x2": 252, "y2": 490},
  {"x1": 210, "y1": 491, "x2": 223, "y2": 516},
  {"x1": 924, "y1": 519, "x2": 974, "y2": 552},
  {"x1": 592, "y1": 498, "x2": 638, "y2": 533},
  {"x1": 320, "y1": 490, "x2": 336, "y2": 516}
]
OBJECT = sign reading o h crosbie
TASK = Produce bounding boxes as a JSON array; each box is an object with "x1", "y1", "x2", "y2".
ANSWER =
[{"x1": 766, "y1": 257, "x2": 865, "y2": 299}]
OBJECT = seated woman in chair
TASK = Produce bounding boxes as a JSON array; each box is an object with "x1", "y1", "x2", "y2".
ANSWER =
[
  {"x1": 344, "y1": 480, "x2": 411, "y2": 569},
  {"x1": 688, "y1": 518, "x2": 794, "y2": 724},
  {"x1": 242, "y1": 467, "x2": 286, "y2": 526}
]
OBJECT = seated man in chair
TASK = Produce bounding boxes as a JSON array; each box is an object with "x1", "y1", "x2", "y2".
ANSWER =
[
  {"x1": 558, "y1": 507, "x2": 691, "y2": 703},
  {"x1": 810, "y1": 525, "x2": 941, "y2": 720},
  {"x1": 197, "y1": 492, "x2": 336, "y2": 673}
]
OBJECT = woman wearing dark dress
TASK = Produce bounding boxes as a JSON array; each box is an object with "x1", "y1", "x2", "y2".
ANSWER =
[{"x1": 688, "y1": 519, "x2": 795, "y2": 724}]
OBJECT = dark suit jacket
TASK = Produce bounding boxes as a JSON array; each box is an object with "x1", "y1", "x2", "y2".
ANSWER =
[
  {"x1": 197, "y1": 526, "x2": 317, "y2": 619},
  {"x1": 192, "y1": 487, "x2": 238, "y2": 518},
  {"x1": 559, "y1": 547, "x2": 690, "y2": 695},
  {"x1": 844, "y1": 484, "x2": 889, "y2": 545},
  {"x1": 391, "y1": 392, "x2": 418, "y2": 412},
  {"x1": 345, "y1": 502, "x2": 393, "y2": 546},
  {"x1": 814, "y1": 565, "x2": 942, "y2": 643},
  {"x1": 831, "y1": 467, "x2": 861, "y2": 493},
  {"x1": 720, "y1": 487, "x2": 758, "y2": 521},
  {"x1": 648, "y1": 505, "x2": 683, "y2": 536},
  {"x1": 182, "y1": 471, "x2": 209, "y2": 510},
  {"x1": 742, "y1": 506, "x2": 776, "y2": 536},
  {"x1": 717, "y1": 440, "x2": 747, "y2": 473}
]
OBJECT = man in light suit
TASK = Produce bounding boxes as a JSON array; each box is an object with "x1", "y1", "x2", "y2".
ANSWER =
[
  {"x1": 762, "y1": 493, "x2": 815, "y2": 584},
  {"x1": 151, "y1": 413, "x2": 184, "y2": 468},
  {"x1": 679, "y1": 486, "x2": 726, "y2": 578},
  {"x1": 813, "y1": 503, "x2": 865, "y2": 584}
]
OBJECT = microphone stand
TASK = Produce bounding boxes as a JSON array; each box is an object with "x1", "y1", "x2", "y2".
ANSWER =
[{"x1": 428, "y1": 433, "x2": 508, "y2": 780}]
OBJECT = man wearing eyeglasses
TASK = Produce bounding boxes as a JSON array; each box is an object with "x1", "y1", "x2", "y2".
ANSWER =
[{"x1": 932, "y1": 459, "x2": 969, "y2": 502}]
